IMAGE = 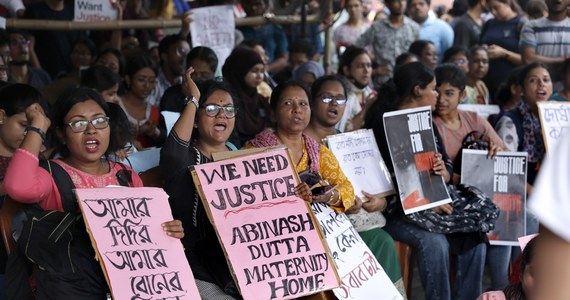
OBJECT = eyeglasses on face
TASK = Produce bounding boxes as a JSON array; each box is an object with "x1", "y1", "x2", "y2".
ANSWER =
[
  {"x1": 320, "y1": 95, "x2": 347, "y2": 105},
  {"x1": 9, "y1": 39, "x2": 30, "y2": 48},
  {"x1": 66, "y1": 117, "x2": 110, "y2": 133},
  {"x1": 175, "y1": 47, "x2": 189, "y2": 57},
  {"x1": 200, "y1": 104, "x2": 237, "y2": 118}
]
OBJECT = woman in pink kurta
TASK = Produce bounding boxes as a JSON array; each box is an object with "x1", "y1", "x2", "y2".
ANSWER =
[{"x1": 3, "y1": 87, "x2": 183, "y2": 299}]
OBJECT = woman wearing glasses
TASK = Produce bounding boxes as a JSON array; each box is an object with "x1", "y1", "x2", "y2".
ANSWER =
[
  {"x1": 120, "y1": 54, "x2": 166, "y2": 150},
  {"x1": 160, "y1": 69, "x2": 240, "y2": 299},
  {"x1": 3, "y1": 87, "x2": 183, "y2": 298},
  {"x1": 304, "y1": 75, "x2": 406, "y2": 296}
]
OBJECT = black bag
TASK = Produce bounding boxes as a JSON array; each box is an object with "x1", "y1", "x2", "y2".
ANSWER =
[{"x1": 405, "y1": 184, "x2": 499, "y2": 234}]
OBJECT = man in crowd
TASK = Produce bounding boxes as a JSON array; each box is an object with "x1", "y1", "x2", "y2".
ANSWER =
[{"x1": 408, "y1": 0, "x2": 454, "y2": 63}]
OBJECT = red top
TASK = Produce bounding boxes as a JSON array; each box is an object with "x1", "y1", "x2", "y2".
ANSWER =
[{"x1": 3, "y1": 149, "x2": 143, "y2": 211}]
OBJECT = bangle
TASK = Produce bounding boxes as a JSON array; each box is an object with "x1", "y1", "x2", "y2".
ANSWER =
[
  {"x1": 25, "y1": 126, "x2": 49, "y2": 147},
  {"x1": 328, "y1": 190, "x2": 335, "y2": 203}
]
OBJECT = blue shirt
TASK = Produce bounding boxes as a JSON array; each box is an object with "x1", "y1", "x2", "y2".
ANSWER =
[
  {"x1": 239, "y1": 24, "x2": 289, "y2": 63},
  {"x1": 419, "y1": 16, "x2": 454, "y2": 62}
]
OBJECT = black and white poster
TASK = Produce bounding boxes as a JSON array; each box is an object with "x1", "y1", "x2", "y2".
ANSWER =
[
  {"x1": 383, "y1": 106, "x2": 451, "y2": 214},
  {"x1": 461, "y1": 149, "x2": 528, "y2": 246}
]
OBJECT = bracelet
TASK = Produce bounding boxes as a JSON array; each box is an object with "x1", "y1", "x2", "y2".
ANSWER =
[
  {"x1": 328, "y1": 190, "x2": 335, "y2": 204},
  {"x1": 25, "y1": 126, "x2": 49, "y2": 146}
]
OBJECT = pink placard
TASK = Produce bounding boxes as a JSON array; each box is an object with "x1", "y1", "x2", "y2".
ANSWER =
[
  {"x1": 75, "y1": 187, "x2": 200, "y2": 300},
  {"x1": 194, "y1": 149, "x2": 340, "y2": 300}
]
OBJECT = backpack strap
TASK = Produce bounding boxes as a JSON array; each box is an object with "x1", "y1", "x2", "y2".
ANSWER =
[{"x1": 39, "y1": 160, "x2": 77, "y2": 213}]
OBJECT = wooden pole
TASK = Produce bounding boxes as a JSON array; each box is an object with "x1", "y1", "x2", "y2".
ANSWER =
[{"x1": 5, "y1": 15, "x2": 320, "y2": 31}]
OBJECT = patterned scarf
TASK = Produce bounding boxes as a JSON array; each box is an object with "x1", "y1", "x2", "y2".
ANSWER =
[
  {"x1": 248, "y1": 129, "x2": 321, "y2": 173},
  {"x1": 517, "y1": 101, "x2": 545, "y2": 163}
]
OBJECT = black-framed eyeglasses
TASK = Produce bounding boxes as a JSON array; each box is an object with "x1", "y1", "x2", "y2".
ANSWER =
[
  {"x1": 320, "y1": 96, "x2": 347, "y2": 105},
  {"x1": 200, "y1": 104, "x2": 237, "y2": 118},
  {"x1": 66, "y1": 117, "x2": 110, "y2": 133}
]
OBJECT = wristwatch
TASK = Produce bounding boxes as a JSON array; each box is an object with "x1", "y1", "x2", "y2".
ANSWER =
[{"x1": 184, "y1": 95, "x2": 199, "y2": 108}]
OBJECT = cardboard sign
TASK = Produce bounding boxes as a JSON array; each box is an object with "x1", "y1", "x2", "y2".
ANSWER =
[
  {"x1": 537, "y1": 102, "x2": 570, "y2": 156},
  {"x1": 74, "y1": 0, "x2": 118, "y2": 22},
  {"x1": 189, "y1": 5, "x2": 235, "y2": 71},
  {"x1": 460, "y1": 150, "x2": 528, "y2": 246},
  {"x1": 311, "y1": 203, "x2": 403, "y2": 300},
  {"x1": 324, "y1": 129, "x2": 395, "y2": 198},
  {"x1": 75, "y1": 187, "x2": 200, "y2": 299},
  {"x1": 458, "y1": 104, "x2": 500, "y2": 120},
  {"x1": 383, "y1": 106, "x2": 451, "y2": 214},
  {"x1": 193, "y1": 148, "x2": 340, "y2": 300}
]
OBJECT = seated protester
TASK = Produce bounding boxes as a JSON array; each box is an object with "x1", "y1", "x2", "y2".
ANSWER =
[
  {"x1": 292, "y1": 60, "x2": 325, "y2": 86},
  {"x1": 160, "y1": 70, "x2": 240, "y2": 298},
  {"x1": 94, "y1": 48, "x2": 126, "y2": 77},
  {"x1": 463, "y1": 45, "x2": 490, "y2": 104},
  {"x1": 494, "y1": 62, "x2": 551, "y2": 187},
  {"x1": 409, "y1": 40, "x2": 438, "y2": 69},
  {"x1": 477, "y1": 237, "x2": 537, "y2": 300},
  {"x1": 272, "y1": 39, "x2": 315, "y2": 86},
  {"x1": 549, "y1": 57, "x2": 570, "y2": 101},
  {"x1": 433, "y1": 64, "x2": 505, "y2": 178},
  {"x1": 493, "y1": 66, "x2": 523, "y2": 114},
  {"x1": 337, "y1": 47, "x2": 376, "y2": 133},
  {"x1": 304, "y1": 75, "x2": 406, "y2": 297},
  {"x1": 527, "y1": 132, "x2": 570, "y2": 300},
  {"x1": 433, "y1": 64, "x2": 511, "y2": 292},
  {"x1": 119, "y1": 54, "x2": 166, "y2": 150},
  {"x1": 222, "y1": 47, "x2": 271, "y2": 148},
  {"x1": 244, "y1": 80, "x2": 355, "y2": 212},
  {"x1": 7, "y1": 30, "x2": 51, "y2": 89},
  {"x1": 240, "y1": 39, "x2": 276, "y2": 98},
  {"x1": 3, "y1": 87, "x2": 183, "y2": 299},
  {"x1": 395, "y1": 52, "x2": 419, "y2": 68},
  {"x1": 80, "y1": 65, "x2": 120, "y2": 104},
  {"x1": 364, "y1": 62, "x2": 493, "y2": 300},
  {"x1": 443, "y1": 46, "x2": 470, "y2": 74},
  {"x1": 160, "y1": 46, "x2": 218, "y2": 113}
]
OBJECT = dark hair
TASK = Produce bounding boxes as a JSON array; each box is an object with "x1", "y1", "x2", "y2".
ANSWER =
[
  {"x1": 448, "y1": 0, "x2": 469, "y2": 16},
  {"x1": 365, "y1": 61, "x2": 434, "y2": 124},
  {"x1": 73, "y1": 37, "x2": 97, "y2": 58},
  {"x1": 494, "y1": 66, "x2": 523, "y2": 108},
  {"x1": 519, "y1": 62, "x2": 550, "y2": 86},
  {"x1": 107, "y1": 102, "x2": 133, "y2": 153},
  {"x1": 525, "y1": 0, "x2": 547, "y2": 18},
  {"x1": 435, "y1": 64, "x2": 467, "y2": 90},
  {"x1": 408, "y1": 0, "x2": 431, "y2": 7},
  {"x1": 186, "y1": 46, "x2": 218, "y2": 73},
  {"x1": 270, "y1": 80, "x2": 311, "y2": 112},
  {"x1": 409, "y1": 40, "x2": 435, "y2": 57},
  {"x1": 467, "y1": 0, "x2": 480, "y2": 9},
  {"x1": 96, "y1": 48, "x2": 126, "y2": 76},
  {"x1": 80, "y1": 65, "x2": 120, "y2": 92},
  {"x1": 443, "y1": 46, "x2": 468, "y2": 63},
  {"x1": 310, "y1": 75, "x2": 348, "y2": 107},
  {"x1": 53, "y1": 87, "x2": 114, "y2": 157},
  {"x1": 0, "y1": 29, "x2": 8, "y2": 48},
  {"x1": 468, "y1": 45, "x2": 488, "y2": 61},
  {"x1": 0, "y1": 83, "x2": 49, "y2": 116},
  {"x1": 338, "y1": 46, "x2": 369, "y2": 75},
  {"x1": 365, "y1": 62, "x2": 434, "y2": 173},
  {"x1": 520, "y1": 237, "x2": 536, "y2": 279},
  {"x1": 158, "y1": 34, "x2": 187, "y2": 64},
  {"x1": 395, "y1": 52, "x2": 419, "y2": 67},
  {"x1": 240, "y1": 39, "x2": 264, "y2": 49},
  {"x1": 125, "y1": 53, "x2": 158, "y2": 79},
  {"x1": 288, "y1": 39, "x2": 315, "y2": 58},
  {"x1": 191, "y1": 79, "x2": 237, "y2": 141}
]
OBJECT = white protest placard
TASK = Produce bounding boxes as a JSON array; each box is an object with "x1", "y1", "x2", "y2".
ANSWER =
[
  {"x1": 190, "y1": 5, "x2": 235, "y2": 71},
  {"x1": 325, "y1": 129, "x2": 395, "y2": 198},
  {"x1": 311, "y1": 203, "x2": 402, "y2": 300},
  {"x1": 537, "y1": 101, "x2": 570, "y2": 156},
  {"x1": 0, "y1": 17, "x2": 5, "y2": 30},
  {"x1": 458, "y1": 104, "x2": 500, "y2": 120},
  {"x1": 120, "y1": 147, "x2": 161, "y2": 174},
  {"x1": 75, "y1": 0, "x2": 118, "y2": 22},
  {"x1": 75, "y1": 187, "x2": 200, "y2": 300}
]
